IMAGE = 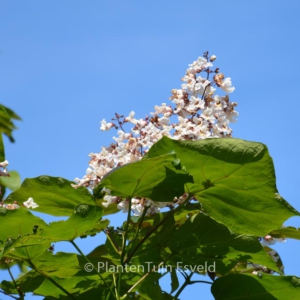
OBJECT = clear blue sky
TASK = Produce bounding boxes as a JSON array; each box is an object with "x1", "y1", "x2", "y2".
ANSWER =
[{"x1": 1, "y1": 1, "x2": 300, "y2": 299}]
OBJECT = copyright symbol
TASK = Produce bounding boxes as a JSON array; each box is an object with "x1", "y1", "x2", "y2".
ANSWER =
[{"x1": 84, "y1": 263, "x2": 94, "y2": 272}]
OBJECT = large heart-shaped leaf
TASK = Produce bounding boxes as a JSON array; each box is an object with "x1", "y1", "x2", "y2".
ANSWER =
[
  {"x1": 94, "y1": 153, "x2": 193, "y2": 202},
  {"x1": 2, "y1": 205, "x2": 107, "y2": 252},
  {"x1": 5, "y1": 176, "x2": 94, "y2": 216},
  {"x1": 146, "y1": 137, "x2": 299, "y2": 235}
]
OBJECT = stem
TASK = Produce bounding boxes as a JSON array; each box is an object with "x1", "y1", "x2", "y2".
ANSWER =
[
  {"x1": 117, "y1": 268, "x2": 122, "y2": 300},
  {"x1": 6, "y1": 263, "x2": 24, "y2": 299},
  {"x1": 116, "y1": 204, "x2": 150, "y2": 293},
  {"x1": 121, "y1": 198, "x2": 131, "y2": 265},
  {"x1": 173, "y1": 273, "x2": 213, "y2": 299},
  {"x1": 189, "y1": 280, "x2": 212, "y2": 285},
  {"x1": 173, "y1": 272, "x2": 194, "y2": 300},
  {"x1": 124, "y1": 209, "x2": 173, "y2": 265},
  {"x1": 115, "y1": 114, "x2": 125, "y2": 132},
  {"x1": 6, "y1": 264, "x2": 17, "y2": 290},
  {"x1": 106, "y1": 282, "x2": 115, "y2": 300},
  {"x1": 106, "y1": 231, "x2": 121, "y2": 254},
  {"x1": 124, "y1": 196, "x2": 195, "y2": 266},
  {"x1": 70, "y1": 240, "x2": 117, "y2": 300},
  {"x1": 112, "y1": 274, "x2": 119, "y2": 300},
  {"x1": 27, "y1": 260, "x2": 77, "y2": 300},
  {"x1": 201, "y1": 67, "x2": 211, "y2": 100},
  {"x1": 178, "y1": 269, "x2": 188, "y2": 279},
  {"x1": 0, "y1": 290, "x2": 19, "y2": 300},
  {"x1": 128, "y1": 205, "x2": 149, "y2": 255}
]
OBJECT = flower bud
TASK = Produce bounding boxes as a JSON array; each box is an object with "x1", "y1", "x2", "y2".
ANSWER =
[
  {"x1": 210, "y1": 55, "x2": 217, "y2": 62},
  {"x1": 213, "y1": 73, "x2": 224, "y2": 86}
]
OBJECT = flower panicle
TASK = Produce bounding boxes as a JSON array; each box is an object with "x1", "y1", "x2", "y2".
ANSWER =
[
  {"x1": 0, "y1": 197, "x2": 39, "y2": 211},
  {"x1": 73, "y1": 52, "x2": 238, "y2": 216}
]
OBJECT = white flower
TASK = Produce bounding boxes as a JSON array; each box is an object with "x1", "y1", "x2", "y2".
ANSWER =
[
  {"x1": 23, "y1": 197, "x2": 39, "y2": 209},
  {"x1": 100, "y1": 119, "x2": 114, "y2": 131},
  {"x1": 0, "y1": 160, "x2": 9, "y2": 168},
  {"x1": 187, "y1": 57, "x2": 212, "y2": 74},
  {"x1": 220, "y1": 78, "x2": 235, "y2": 93},
  {"x1": 124, "y1": 111, "x2": 137, "y2": 124},
  {"x1": 103, "y1": 195, "x2": 118, "y2": 207}
]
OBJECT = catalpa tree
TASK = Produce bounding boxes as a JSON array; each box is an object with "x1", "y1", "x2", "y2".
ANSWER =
[{"x1": 1, "y1": 52, "x2": 300, "y2": 300}]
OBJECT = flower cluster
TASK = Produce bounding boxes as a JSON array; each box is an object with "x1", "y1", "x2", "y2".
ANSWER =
[
  {"x1": 0, "y1": 197, "x2": 39, "y2": 210},
  {"x1": 0, "y1": 201, "x2": 20, "y2": 210},
  {"x1": 72, "y1": 52, "x2": 238, "y2": 215}
]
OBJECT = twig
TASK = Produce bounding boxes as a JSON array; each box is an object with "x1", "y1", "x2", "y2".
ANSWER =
[
  {"x1": 0, "y1": 289, "x2": 19, "y2": 300},
  {"x1": 121, "y1": 198, "x2": 131, "y2": 266},
  {"x1": 6, "y1": 263, "x2": 24, "y2": 299},
  {"x1": 173, "y1": 272, "x2": 194, "y2": 299}
]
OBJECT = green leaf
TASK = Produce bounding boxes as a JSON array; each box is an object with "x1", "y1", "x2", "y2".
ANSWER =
[
  {"x1": 33, "y1": 273, "x2": 101, "y2": 298},
  {"x1": 84, "y1": 244, "x2": 116, "y2": 269},
  {"x1": 0, "y1": 133, "x2": 4, "y2": 161},
  {"x1": 128, "y1": 211, "x2": 278, "y2": 276},
  {"x1": 31, "y1": 252, "x2": 80, "y2": 278},
  {"x1": 94, "y1": 153, "x2": 193, "y2": 202},
  {"x1": 135, "y1": 272, "x2": 164, "y2": 300},
  {"x1": 1, "y1": 268, "x2": 106, "y2": 299},
  {"x1": 211, "y1": 274, "x2": 300, "y2": 300},
  {"x1": 2, "y1": 205, "x2": 107, "y2": 250},
  {"x1": 0, "y1": 104, "x2": 21, "y2": 143},
  {"x1": 147, "y1": 136, "x2": 299, "y2": 235},
  {"x1": 0, "y1": 209, "x2": 50, "y2": 260},
  {"x1": 0, "y1": 104, "x2": 21, "y2": 121},
  {"x1": 0, "y1": 208, "x2": 47, "y2": 250},
  {"x1": 40, "y1": 204, "x2": 106, "y2": 242},
  {"x1": 168, "y1": 213, "x2": 278, "y2": 275},
  {"x1": 41, "y1": 288, "x2": 122, "y2": 300},
  {"x1": 1, "y1": 270, "x2": 44, "y2": 295},
  {"x1": 263, "y1": 246, "x2": 284, "y2": 274},
  {"x1": 33, "y1": 264, "x2": 117, "y2": 298},
  {"x1": 40, "y1": 287, "x2": 119, "y2": 300},
  {"x1": 5, "y1": 176, "x2": 95, "y2": 216},
  {"x1": 0, "y1": 170, "x2": 21, "y2": 191},
  {"x1": 1, "y1": 236, "x2": 50, "y2": 261},
  {"x1": 269, "y1": 226, "x2": 300, "y2": 240}
]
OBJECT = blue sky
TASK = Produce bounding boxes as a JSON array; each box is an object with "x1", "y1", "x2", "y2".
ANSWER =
[{"x1": 1, "y1": 1, "x2": 300, "y2": 299}]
